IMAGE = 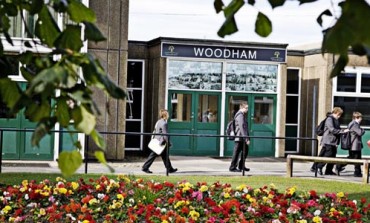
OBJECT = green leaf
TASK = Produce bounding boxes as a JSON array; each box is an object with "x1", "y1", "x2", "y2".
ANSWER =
[
  {"x1": 247, "y1": 0, "x2": 256, "y2": 5},
  {"x1": 0, "y1": 78, "x2": 21, "y2": 109},
  {"x1": 95, "y1": 151, "x2": 114, "y2": 173},
  {"x1": 317, "y1": 9, "x2": 332, "y2": 27},
  {"x1": 26, "y1": 65, "x2": 68, "y2": 94},
  {"x1": 56, "y1": 97, "x2": 71, "y2": 127},
  {"x1": 214, "y1": 0, "x2": 224, "y2": 13},
  {"x1": 255, "y1": 12, "x2": 272, "y2": 37},
  {"x1": 217, "y1": 16, "x2": 238, "y2": 38},
  {"x1": 267, "y1": 0, "x2": 285, "y2": 8},
  {"x1": 67, "y1": 0, "x2": 96, "y2": 23},
  {"x1": 223, "y1": 0, "x2": 244, "y2": 17},
  {"x1": 28, "y1": 0, "x2": 44, "y2": 15},
  {"x1": 31, "y1": 122, "x2": 49, "y2": 147},
  {"x1": 72, "y1": 105, "x2": 96, "y2": 134},
  {"x1": 322, "y1": 0, "x2": 370, "y2": 55},
  {"x1": 82, "y1": 55, "x2": 126, "y2": 99},
  {"x1": 83, "y1": 22, "x2": 106, "y2": 42},
  {"x1": 298, "y1": 0, "x2": 318, "y2": 4},
  {"x1": 55, "y1": 25, "x2": 83, "y2": 51},
  {"x1": 25, "y1": 100, "x2": 51, "y2": 122},
  {"x1": 90, "y1": 129, "x2": 106, "y2": 150},
  {"x1": 35, "y1": 5, "x2": 60, "y2": 47},
  {"x1": 58, "y1": 150, "x2": 83, "y2": 177},
  {"x1": 330, "y1": 54, "x2": 348, "y2": 78}
]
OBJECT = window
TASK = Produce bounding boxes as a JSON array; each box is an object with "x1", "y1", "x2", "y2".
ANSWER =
[
  {"x1": 168, "y1": 60, "x2": 222, "y2": 90},
  {"x1": 226, "y1": 63, "x2": 277, "y2": 92},
  {"x1": 333, "y1": 67, "x2": 370, "y2": 127},
  {"x1": 285, "y1": 68, "x2": 301, "y2": 153}
]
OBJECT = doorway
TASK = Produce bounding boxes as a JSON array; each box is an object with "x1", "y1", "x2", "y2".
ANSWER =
[
  {"x1": 224, "y1": 93, "x2": 276, "y2": 157},
  {"x1": 168, "y1": 90, "x2": 220, "y2": 155}
]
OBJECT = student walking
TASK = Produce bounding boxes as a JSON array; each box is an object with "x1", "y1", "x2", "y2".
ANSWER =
[
  {"x1": 337, "y1": 112, "x2": 365, "y2": 177},
  {"x1": 229, "y1": 102, "x2": 250, "y2": 172},
  {"x1": 142, "y1": 109, "x2": 178, "y2": 174},
  {"x1": 312, "y1": 107, "x2": 349, "y2": 175}
]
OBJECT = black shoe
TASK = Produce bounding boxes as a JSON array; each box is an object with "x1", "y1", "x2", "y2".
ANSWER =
[
  {"x1": 142, "y1": 169, "x2": 152, "y2": 174},
  {"x1": 354, "y1": 173, "x2": 363, "y2": 177},
  {"x1": 310, "y1": 168, "x2": 316, "y2": 172},
  {"x1": 168, "y1": 168, "x2": 178, "y2": 173},
  {"x1": 337, "y1": 167, "x2": 345, "y2": 172},
  {"x1": 239, "y1": 167, "x2": 250, "y2": 172},
  {"x1": 229, "y1": 168, "x2": 241, "y2": 172}
]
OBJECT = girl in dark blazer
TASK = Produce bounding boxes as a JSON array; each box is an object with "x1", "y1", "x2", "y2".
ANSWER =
[{"x1": 142, "y1": 109, "x2": 177, "y2": 174}]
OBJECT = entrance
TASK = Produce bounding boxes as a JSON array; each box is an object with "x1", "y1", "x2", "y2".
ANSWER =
[
  {"x1": 0, "y1": 83, "x2": 54, "y2": 160},
  {"x1": 168, "y1": 91, "x2": 220, "y2": 155},
  {"x1": 224, "y1": 93, "x2": 276, "y2": 157}
]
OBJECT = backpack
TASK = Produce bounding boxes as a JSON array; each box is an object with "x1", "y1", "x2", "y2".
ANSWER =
[
  {"x1": 226, "y1": 119, "x2": 236, "y2": 140},
  {"x1": 340, "y1": 122, "x2": 355, "y2": 150},
  {"x1": 315, "y1": 117, "x2": 328, "y2": 136}
]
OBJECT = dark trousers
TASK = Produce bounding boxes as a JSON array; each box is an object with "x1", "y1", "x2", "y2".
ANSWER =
[
  {"x1": 229, "y1": 141, "x2": 249, "y2": 170},
  {"x1": 315, "y1": 145, "x2": 337, "y2": 173},
  {"x1": 142, "y1": 146, "x2": 173, "y2": 170},
  {"x1": 337, "y1": 150, "x2": 362, "y2": 175}
]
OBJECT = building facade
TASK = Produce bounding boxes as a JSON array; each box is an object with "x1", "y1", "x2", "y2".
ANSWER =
[{"x1": 1, "y1": 1, "x2": 370, "y2": 161}]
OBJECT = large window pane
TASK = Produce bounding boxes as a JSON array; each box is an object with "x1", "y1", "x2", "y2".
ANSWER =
[
  {"x1": 168, "y1": 60, "x2": 222, "y2": 90},
  {"x1": 337, "y1": 72, "x2": 356, "y2": 92},
  {"x1": 286, "y1": 96, "x2": 298, "y2": 123},
  {"x1": 227, "y1": 96, "x2": 248, "y2": 122},
  {"x1": 334, "y1": 96, "x2": 370, "y2": 126},
  {"x1": 198, "y1": 95, "x2": 218, "y2": 123},
  {"x1": 226, "y1": 63, "x2": 277, "y2": 92},
  {"x1": 170, "y1": 93, "x2": 192, "y2": 122},
  {"x1": 287, "y1": 69, "x2": 299, "y2": 94},
  {"x1": 285, "y1": 126, "x2": 298, "y2": 152},
  {"x1": 361, "y1": 73, "x2": 370, "y2": 93},
  {"x1": 253, "y1": 96, "x2": 273, "y2": 124}
]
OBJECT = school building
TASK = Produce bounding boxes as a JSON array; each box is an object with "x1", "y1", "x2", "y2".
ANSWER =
[{"x1": 1, "y1": 0, "x2": 369, "y2": 161}]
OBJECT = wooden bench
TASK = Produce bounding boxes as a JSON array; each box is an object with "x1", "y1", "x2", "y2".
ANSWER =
[{"x1": 286, "y1": 155, "x2": 370, "y2": 184}]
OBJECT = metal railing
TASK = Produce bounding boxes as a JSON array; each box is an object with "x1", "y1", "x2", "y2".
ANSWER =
[{"x1": 0, "y1": 128, "x2": 318, "y2": 176}]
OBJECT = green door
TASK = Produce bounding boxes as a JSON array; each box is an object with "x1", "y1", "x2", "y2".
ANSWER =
[
  {"x1": 0, "y1": 82, "x2": 54, "y2": 160},
  {"x1": 224, "y1": 93, "x2": 276, "y2": 157},
  {"x1": 168, "y1": 91, "x2": 221, "y2": 155}
]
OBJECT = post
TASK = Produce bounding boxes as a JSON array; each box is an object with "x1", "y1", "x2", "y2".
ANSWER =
[
  {"x1": 363, "y1": 160, "x2": 369, "y2": 184},
  {"x1": 286, "y1": 155, "x2": 292, "y2": 177},
  {"x1": 312, "y1": 85, "x2": 317, "y2": 156},
  {"x1": 166, "y1": 135, "x2": 170, "y2": 176},
  {"x1": 241, "y1": 136, "x2": 245, "y2": 176},
  {"x1": 0, "y1": 129, "x2": 3, "y2": 173},
  {"x1": 84, "y1": 135, "x2": 89, "y2": 174}
]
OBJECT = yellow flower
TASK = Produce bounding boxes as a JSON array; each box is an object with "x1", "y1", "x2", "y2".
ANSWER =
[
  {"x1": 296, "y1": 220, "x2": 307, "y2": 223},
  {"x1": 58, "y1": 188, "x2": 68, "y2": 194},
  {"x1": 312, "y1": 216, "x2": 322, "y2": 223},
  {"x1": 82, "y1": 220, "x2": 90, "y2": 223},
  {"x1": 162, "y1": 220, "x2": 169, "y2": 223},
  {"x1": 200, "y1": 185, "x2": 208, "y2": 192},
  {"x1": 2, "y1": 205, "x2": 12, "y2": 214},
  {"x1": 236, "y1": 184, "x2": 247, "y2": 191},
  {"x1": 175, "y1": 200, "x2": 185, "y2": 209},
  {"x1": 21, "y1": 180, "x2": 28, "y2": 187},
  {"x1": 89, "y1": 198, "x2": 98, "y2": 205},
  {"x1": 224, "y1": 192, "x2": 230, "y2": 198},
  {"x1": 189, "y1": 210, "x2": 200, "y2": 220},
  {"x1": 96, "y1": 185, "x2": 101, "y2": 190},
  {"x1": 117, "y1": 194, "x2": 124, "y2": 201},
  {"x1": 71, "y1": 182, "x2": 79, "y2": 190},
  {"x1": 39, "y1": 208, "x2": 46, "y2": 216},
  {"x1": 337, "y1": 192, "x2": 344, "y2": 198},
  {"x1": 56, "y1": 177, "x2": 66, "y2": 182},
  {"x1": 8, "y1": 217, "x2": 16, "y2": 222},
  {"x1": 286, "y1": 186, "x2": 297, "y2": 195}
]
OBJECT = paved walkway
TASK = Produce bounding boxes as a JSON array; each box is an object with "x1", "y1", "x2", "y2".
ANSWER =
[{"x1": 1, "y1": 156, "x2": 366, "y2": 184}]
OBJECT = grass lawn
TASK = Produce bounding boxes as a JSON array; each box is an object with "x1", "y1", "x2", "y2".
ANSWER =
[{"x1": 1, "y1": 172, "x2": 370, "y2": 201}]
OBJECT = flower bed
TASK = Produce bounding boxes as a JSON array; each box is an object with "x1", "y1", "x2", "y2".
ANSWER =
[{"x1": 1, "y1": 175, "x2": 369, "y2": 222}]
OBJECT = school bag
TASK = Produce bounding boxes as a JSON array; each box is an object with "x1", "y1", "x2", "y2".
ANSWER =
[
  {"x1": 315, "y1": 117, "x2": 328, "y2": 136},
  {"x1": 225, "y1": 112, "x2": 241, "y2": 140},
  {"x1": 226, "y1": 119, "x2": 236, "y2": 140},
  {"x1": 340, "y1": 122, "x2": 355, "y2": 150}
]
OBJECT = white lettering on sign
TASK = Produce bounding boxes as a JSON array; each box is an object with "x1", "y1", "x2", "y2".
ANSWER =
[{"x1": 193, "y1": 47, "x2": 257, "y2": 60}]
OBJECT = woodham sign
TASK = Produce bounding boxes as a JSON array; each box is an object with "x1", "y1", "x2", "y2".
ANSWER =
[{"x1": 161, "y1": 43, "x2": 286, "y2": 63}]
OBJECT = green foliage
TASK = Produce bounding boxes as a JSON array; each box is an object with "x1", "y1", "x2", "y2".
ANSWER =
[
  {"x1": 0, "y1": 0, "x2": 126, "y2": 175},
  {"x1": 215, "y1": 0, "x2": 370, "y2": 77}
]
